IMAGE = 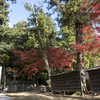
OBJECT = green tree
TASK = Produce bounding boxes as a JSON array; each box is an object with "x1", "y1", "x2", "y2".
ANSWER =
[
  {"x1": 24, "y1": 2, "x2": 57, "y2": 81},
  {"x1": 25, "y1": 5, "x2": 57, "y2": 48},
  {"x1": 1, "y1": 21, "x2": 30, "y2": 82},
  {"x1": 0, "y1": 0, "x2": 9, "y2": 52},
  {"x1": 0, "y1": 20, "x2": 29, "y2": 73},
  {"x1": 1, "y1": 21, "x2": 29, "y2": 52}
]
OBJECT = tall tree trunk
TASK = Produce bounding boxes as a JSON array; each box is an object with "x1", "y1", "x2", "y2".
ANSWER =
[
  {"x1": 30, "y1": 0, "x2": 51, "y2": 81},
  {"x1": 76, "y1": 22, "x2": 87, "y2": 96}
]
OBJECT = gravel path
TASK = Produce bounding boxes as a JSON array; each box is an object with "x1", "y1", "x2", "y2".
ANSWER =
[{"x1": 4, "y1": 91, "x2": 100, "y2": 100}]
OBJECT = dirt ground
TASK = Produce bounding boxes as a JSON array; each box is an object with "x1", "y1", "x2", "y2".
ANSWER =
[{"x1": 4, "y1": 90, "x2": 100, "y2": 100}]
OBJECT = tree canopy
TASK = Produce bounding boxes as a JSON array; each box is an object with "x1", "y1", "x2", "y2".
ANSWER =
[{"x1": 2, "y1": 0, "x2": 100, "y2": 85}]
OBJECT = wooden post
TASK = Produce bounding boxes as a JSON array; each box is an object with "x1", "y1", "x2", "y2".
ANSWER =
[{"x1": 88, "y1": 72, "x2": 94, "y2": 98}]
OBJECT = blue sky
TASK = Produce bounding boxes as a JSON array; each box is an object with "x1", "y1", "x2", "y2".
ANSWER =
[{"x1": 8, "y1": 0, "x2": 56, "y2": 28}]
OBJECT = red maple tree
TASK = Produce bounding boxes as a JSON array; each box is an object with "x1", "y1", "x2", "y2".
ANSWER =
[{"x1": 14, "y1": 47, "x2": 75, "y2": 78}]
